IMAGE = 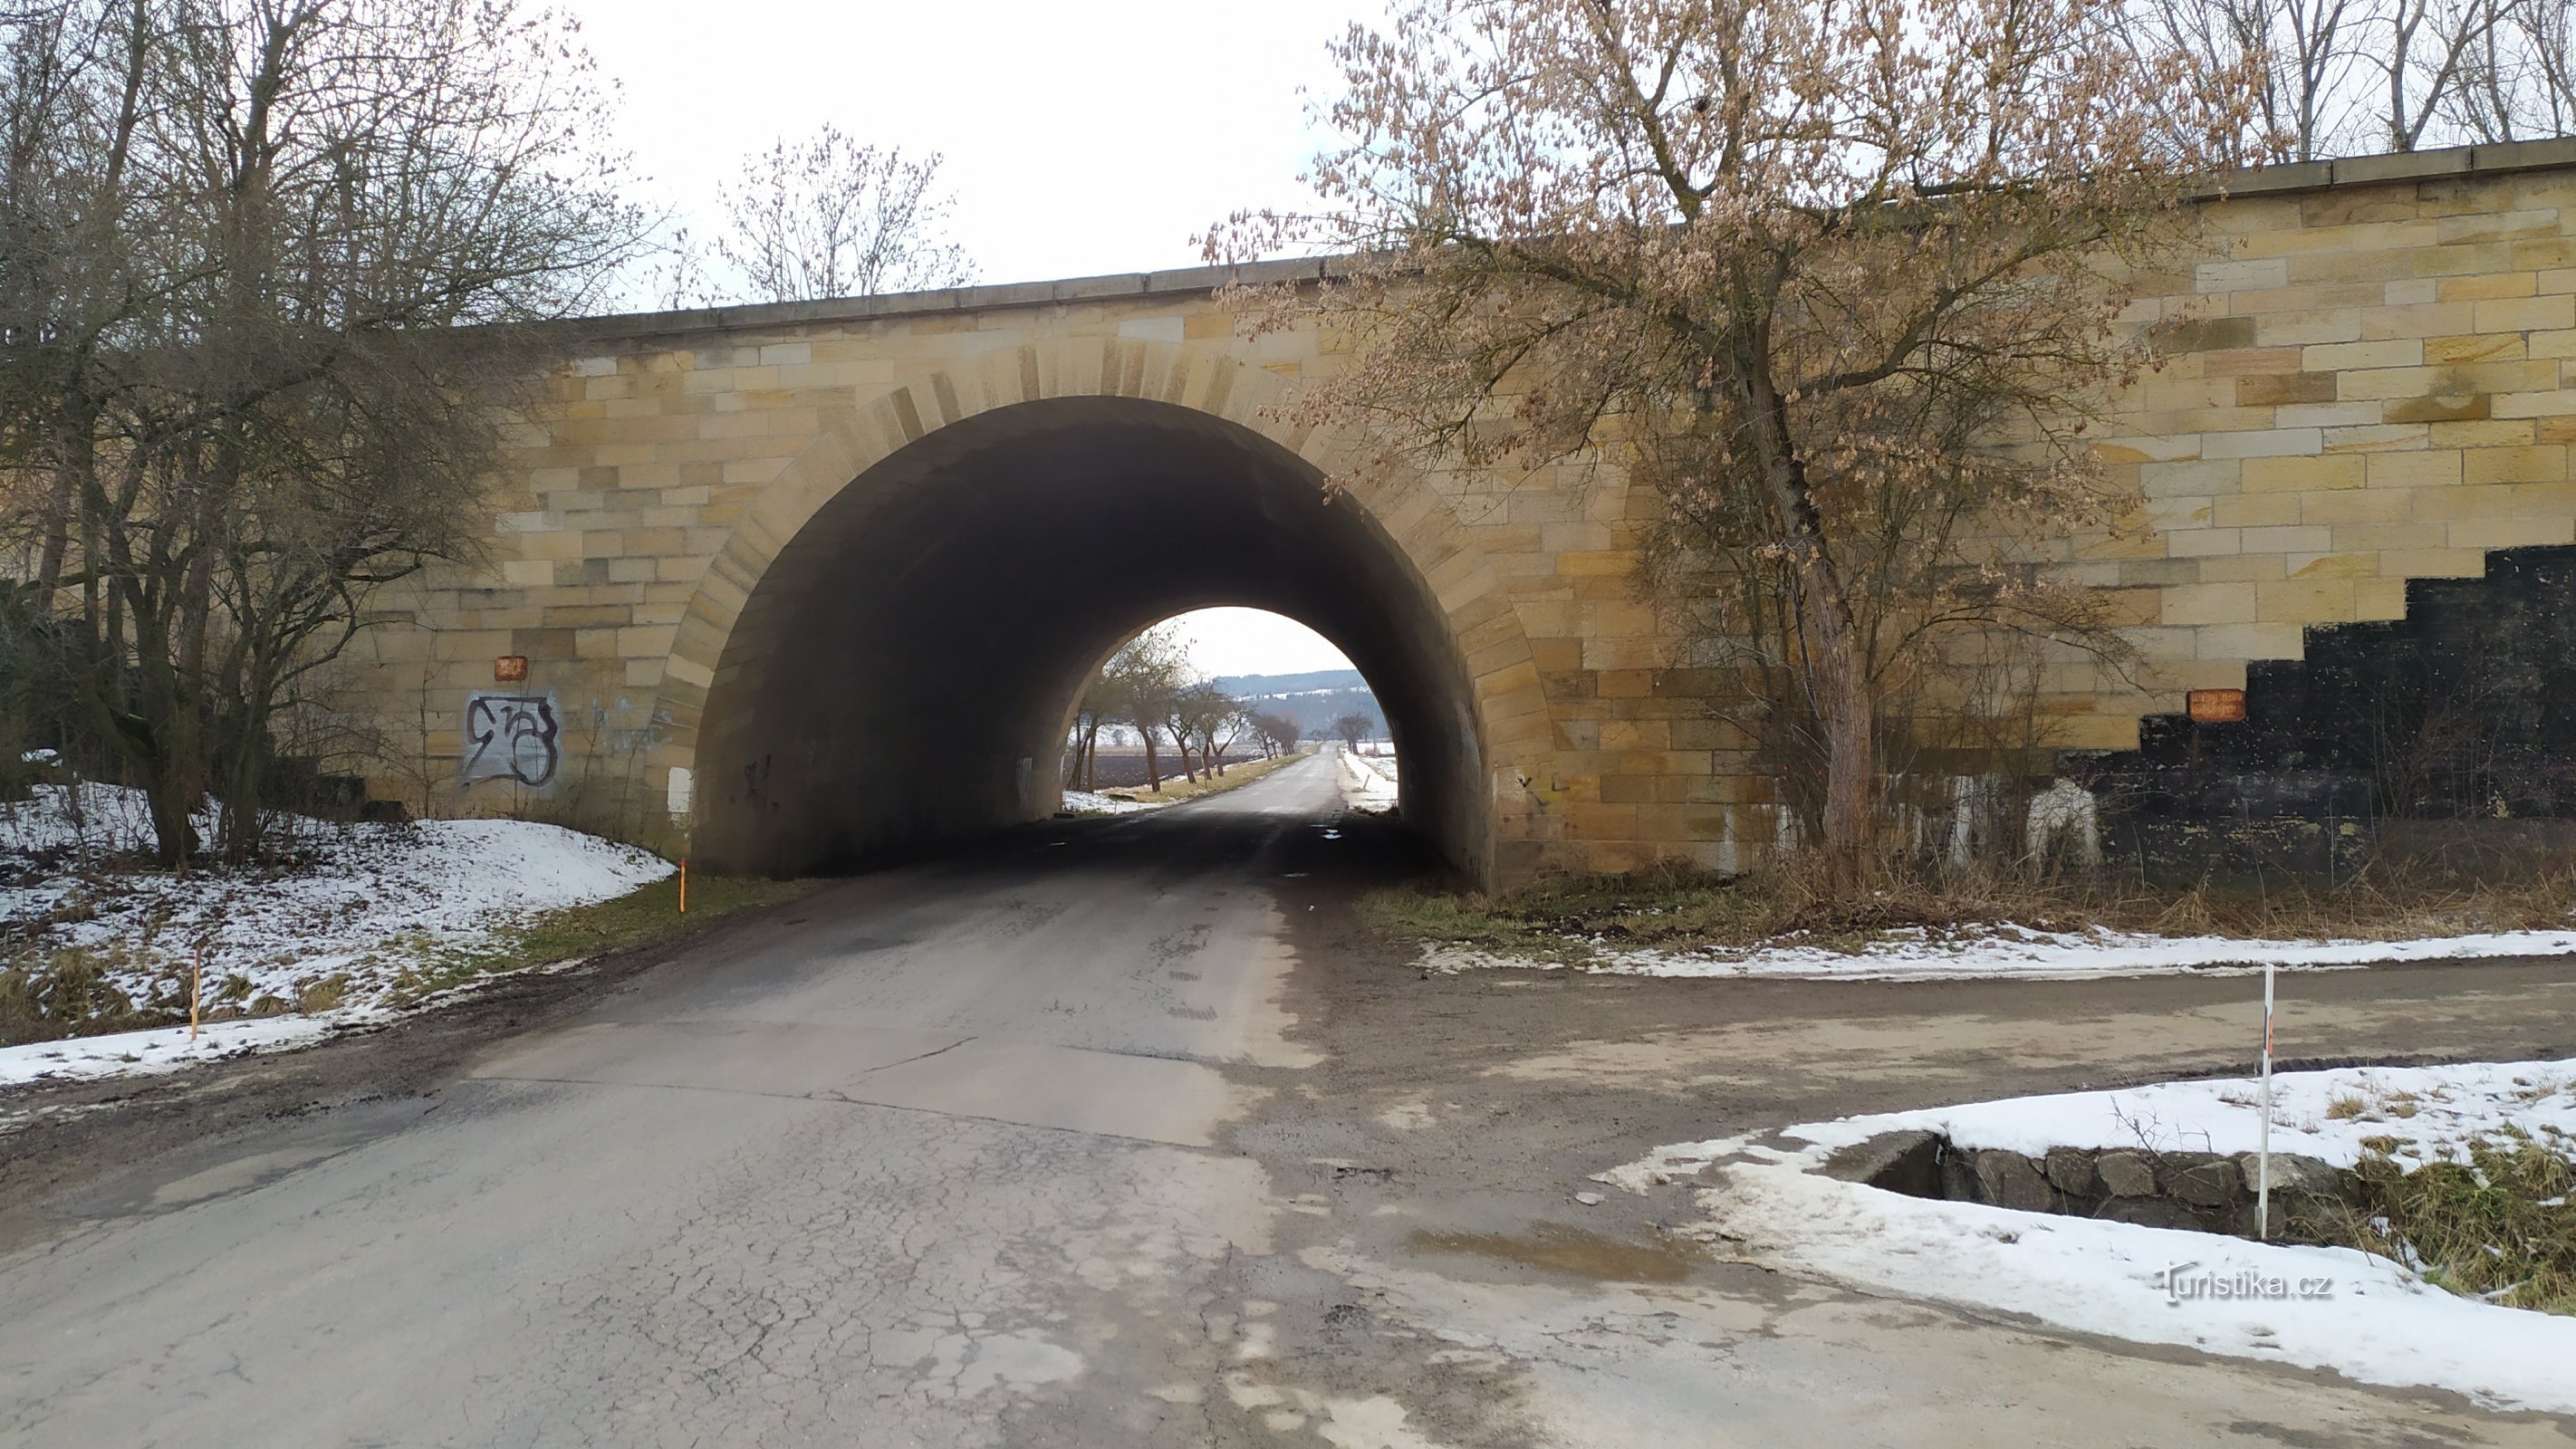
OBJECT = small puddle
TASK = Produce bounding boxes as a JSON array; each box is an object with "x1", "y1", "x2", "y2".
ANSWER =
[{"x1": 1406, "y1": 1222, "x2": 1704, "y2": 1282}]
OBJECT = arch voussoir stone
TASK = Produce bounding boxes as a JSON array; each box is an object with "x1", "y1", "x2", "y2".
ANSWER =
[{"x1": 627, "y1": 332, "x2": 1555, "y2": 883}]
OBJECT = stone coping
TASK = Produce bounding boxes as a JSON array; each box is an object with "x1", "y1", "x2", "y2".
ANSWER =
[{"x1": 557, "y1": 139, "x2": 2576, "y2": 348}]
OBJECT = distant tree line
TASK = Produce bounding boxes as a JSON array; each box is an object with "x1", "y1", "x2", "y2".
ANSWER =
[
  {"x1": 2126, "y1": 0, "x2": 2576, "y2": 161},
  {"x1": 1222, "y1": 676, "x2": 1384, "y2": 742},
  {"x1": 1063, "y1": 625, "x2": 1315, "y2": 793}
]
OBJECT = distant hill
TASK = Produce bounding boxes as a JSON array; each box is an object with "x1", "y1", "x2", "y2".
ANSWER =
[
  {"x1": 1216, "y1": 668, "x2": 1382, "y2": 740},
  {"x1": 1210, "y1": 667, "x2": 1366, "y2": 696}
]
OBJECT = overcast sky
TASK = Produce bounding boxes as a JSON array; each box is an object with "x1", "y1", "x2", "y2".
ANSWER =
[
  {"x1": 565, "y1": 0, "x2": 1368, "y2": 285},
  {"x1": 558, "y1": 0, "x2": 1377, "y2": 680}
]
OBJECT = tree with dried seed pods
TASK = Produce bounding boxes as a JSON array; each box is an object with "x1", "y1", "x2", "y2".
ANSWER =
[{"x1": 1207, "y1": 0, "x2": 2258, "y2": 890}]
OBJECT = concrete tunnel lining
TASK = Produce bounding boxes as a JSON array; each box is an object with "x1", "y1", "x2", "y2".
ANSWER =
[{"x1": 690, "y1": 396, "x2": 1486, "y2": 879}]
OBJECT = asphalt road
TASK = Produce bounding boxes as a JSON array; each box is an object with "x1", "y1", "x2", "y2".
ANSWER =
[{"x1": 2, "y1": 750, "x2": 2573, "y2": 1447}]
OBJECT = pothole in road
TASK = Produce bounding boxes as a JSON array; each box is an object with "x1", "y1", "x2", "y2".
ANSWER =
[{"x1": 1405, "y1": 1222, "x2": 1706, "y2": 1282}]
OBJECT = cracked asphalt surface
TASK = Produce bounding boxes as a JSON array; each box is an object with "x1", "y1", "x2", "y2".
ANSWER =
[{"x1": 3, "y1": 752, "x2": 2575, "y2": 1446}]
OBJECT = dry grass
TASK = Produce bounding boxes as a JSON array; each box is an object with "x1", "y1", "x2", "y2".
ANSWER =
[
  {"x1": 1091, "y1": 751, "x2": 1305, "y2": 808},
  {"x1": 381, "y1": 872, "x2": 812, "y2": 1005},
  {"x1": 1, "y1": 873, "x2": 815, "y2": 1047},
  {"x1": 1362, "y1": 855, "x2": 2576, "y2": 964},
  {"x1": 2328, "y1": 1129, "x2": 2576, "y2": 1316}
]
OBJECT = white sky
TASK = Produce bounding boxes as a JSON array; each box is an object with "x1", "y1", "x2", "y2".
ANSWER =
[
  {"x1": 1159, "y1": 607, "x2": 1354, "y2": 679},
  {"x1": 559, "y1": 0, "x2": 1378, "y2": 678},
  {"x1": 563, "y1": 0, "x2": 1375, "y2": 289}
]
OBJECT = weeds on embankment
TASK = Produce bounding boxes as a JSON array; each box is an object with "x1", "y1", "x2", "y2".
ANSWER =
[
  {"x1": 1, "y1": 873, "x2": 813, "y2": 1049},
  {"x1": 1361, "y1": 857, "x2": 2576, "y2": 964},
  {"x1": 2339, "y1": 1129, "x2": 2576, "y2": 1316}
]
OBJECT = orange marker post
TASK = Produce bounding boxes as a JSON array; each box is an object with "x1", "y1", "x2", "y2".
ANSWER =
[{"x1": 678, "y1": 858, "x2": 688, "y2": 914}]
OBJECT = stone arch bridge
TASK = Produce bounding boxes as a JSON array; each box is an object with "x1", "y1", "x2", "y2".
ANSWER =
[{"x1": 360, "y1": 141, "x2": 2576, "y2": 885}]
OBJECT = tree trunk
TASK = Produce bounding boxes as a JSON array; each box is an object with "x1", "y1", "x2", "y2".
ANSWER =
[
  {"x1": 1745, "y1": 359, "x2": 1875, "y2": 892},
  {"x1": 1802, "y1": 598, "x2": 1874, "y2": 889},
  {"x1": 1142, "y1": 729, "x2": 1162, "y2": 792}
]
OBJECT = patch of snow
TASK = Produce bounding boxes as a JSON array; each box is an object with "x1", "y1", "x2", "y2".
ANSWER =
[
  {"x1": 1758, "y1": 1058, "x2": 2574, "y2": 1168},
  {"x1": 0, "y1": 782, "x2": 673, "y2": 1087},
  {"x1": 1332, "y1": 745, "x2": 1399, "y2": 811},
  {"x1": 0, "y1": 1015, "x2": 344, "y2": 1087},
  {"x1": 1424, "y1": 921, "x2": 2576, "y2": 982},
  {"x1": 1614, "y1": 1059, "x2": 2576, "y2": 1415},
  {"x1": 1059, "y1": 788, "x2": 1168, "y2": 816}
]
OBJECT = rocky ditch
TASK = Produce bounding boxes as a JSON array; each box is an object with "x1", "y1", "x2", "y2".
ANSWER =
[{"x1": 1822, "y1": 1129, "x2": 2356, "y2": 1239}]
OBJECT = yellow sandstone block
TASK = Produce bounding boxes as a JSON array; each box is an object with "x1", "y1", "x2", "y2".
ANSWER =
[
  {"x1": 2462, "y1": 446, "x2": 2567, "y2": 484},
  {"x1": 2256, "y1": 579, "x2": 2357, "y2": 622},
  {"x1": 2242, "y1": 455, "x2": 2366, "y2": 491},
  {"x1": 2362, "y1": 450, "x2": 2464, "y2": 486}
]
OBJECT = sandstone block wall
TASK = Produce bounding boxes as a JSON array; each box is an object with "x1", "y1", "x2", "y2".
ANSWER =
[{"x1": 351, "y1": 139, "x2": 2576, "y2": 883}]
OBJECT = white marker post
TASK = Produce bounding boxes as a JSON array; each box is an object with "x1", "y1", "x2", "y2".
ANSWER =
[{"x1": 2257, "y1": 959, "x2": 2275, "y2": 1240}]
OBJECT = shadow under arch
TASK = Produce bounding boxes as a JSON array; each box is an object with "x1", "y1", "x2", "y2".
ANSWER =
[{"x1": 688, "y1": 394, "x2": 1490, "y2": 879}]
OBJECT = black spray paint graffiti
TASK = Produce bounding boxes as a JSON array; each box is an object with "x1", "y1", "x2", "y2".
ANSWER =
[{"x1": 462, "y1": 693, "x2": 562, "y2": 789}]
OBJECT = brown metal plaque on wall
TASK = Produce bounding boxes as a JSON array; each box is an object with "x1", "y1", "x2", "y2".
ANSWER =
[{"x1": 2187, "y1": 688, "x2": 2246, "y2": 724}]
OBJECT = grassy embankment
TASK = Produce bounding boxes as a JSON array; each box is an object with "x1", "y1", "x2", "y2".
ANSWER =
[
  {"x1": 1, "y1": 871, "x2": 813, "y2": 1049},
  {"x1": 1362, "y1": 858, "x2": 2576, "y2": 965},
  {"x1": 380, "y1": 871, "x2": 814, "y2": 1005},
  {"x1": 1073, "y1": 749, "x2": 1312, "y2": 811}
]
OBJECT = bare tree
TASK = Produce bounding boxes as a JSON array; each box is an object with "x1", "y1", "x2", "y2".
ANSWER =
[
  {"x1": 1091, "y1": 625, "x2": 1187, "y2": 792},
  {"x1": 708, "y1": 124, "x2": 976, "y2": 304},
  {"x1": 1249, "y1": 710, "x2": 1302, "y2": 758},
  {"x1": 1066, "y1": 663, "x2": 1118, "y2": 791},
  {"x1": 1213, "y1": 0, "x2": 2242, "y2": 888},
  {"x1": 1172, "y1": 682, "x2": 1244, "y2": 778},
  {"x1": 2126, "y1": 0, "x2": 2367, "y2": 159},
  {"x1": 0, "y1": 0, "x2": 647, "y2": 867},
  {"x1": 1159, "y1": 694, "x2": 1201, "y2": 783},
  {"x1": 1331, "y1": 712, "x2": 1374, "y2": 752},
  {"x1": 2129, "y1": 0, "x2": 2574, "y2": 156}
]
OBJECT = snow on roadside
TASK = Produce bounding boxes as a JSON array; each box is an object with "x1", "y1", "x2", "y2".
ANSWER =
[
  {"x1": 1609, "y1": 1059, "x2": 2575, "y2": 1187},
  {"x1": 1, "y1": 782, "x2": 673, "y2": 1087},
  {"x1": 1059, "y1": 788, "x2": 1168, "y2": 816},
  {"x1": 1785, "y1": 1058, "x2": 2574, "y2": 1168},
  {"x1": 1604, "y1": 1060, "x2": 2576, "y2": 1414},
  {"x1": 0, "y1": 1015, "x2": 340, "y2": 1088},
  {"x1": 1350, "y1": 750, "x2": 1399, "y2": 783},
  {"x1": 1334, "y1": 745, "x2": 1399, "y2": 811},
  {"x1": 1424, "y1": 920, "x2": 2576, "y2": 982}
]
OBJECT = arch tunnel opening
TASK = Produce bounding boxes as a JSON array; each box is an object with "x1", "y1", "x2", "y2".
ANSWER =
[{"x1": 689, "y1": 397, "x2": 1486, "y2": 881}]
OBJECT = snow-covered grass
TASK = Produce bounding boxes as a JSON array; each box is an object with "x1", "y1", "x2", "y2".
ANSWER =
[
  {"x1": 1423, "y1": 922, "x2": 2576, "y2": 982},
  {"x1": 0, "y1": 782, "x2": 674, "y2": 1083},
  {"x1": 1607, "y1": 1060, "x2": 2576, "y2": 1413},
  {"x1": 1334, "y1": 745, "x2": 1399, "y2": 811},
  {"x1": 1058, "y1": 788, "x2": 1168, "y2": 816},
  {"x1": 0, "y1": 1015, "x2": 342, "y2": 1087},
  {"x1": 1618, "y1": 1060, "x2": 2575, "y2": 1182}
]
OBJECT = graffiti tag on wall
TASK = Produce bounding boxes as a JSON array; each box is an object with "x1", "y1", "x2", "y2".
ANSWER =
[{"x1": 462, "y1": 693, "x2": 562, "y2": 789}]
